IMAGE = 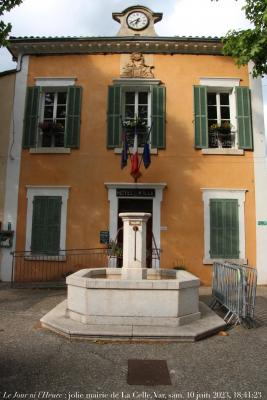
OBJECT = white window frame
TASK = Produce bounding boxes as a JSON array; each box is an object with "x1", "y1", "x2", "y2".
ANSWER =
[
  {"x1": 25, "y1": 186, "x2": 70, "y2": 257},
  {"x1": 30, "y1": 77, "x2": 76, "y2": 153},
  {"x1": 38, "y1": 88, "x2": 68, "y2": 148},
  {"x1": 122, "y1": 86, "x2": 152, "y2": 128},
  {"x1": 202, "y1": 188, "x2": 247, "y2": 265},
  {"x1": 200, "y1": 78, "x2": 243, "y2": 155}
]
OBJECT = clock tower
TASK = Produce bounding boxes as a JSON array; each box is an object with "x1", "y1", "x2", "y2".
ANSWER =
[{"x1": 112, "y1": 6, "x2": 162, "y2": 37}]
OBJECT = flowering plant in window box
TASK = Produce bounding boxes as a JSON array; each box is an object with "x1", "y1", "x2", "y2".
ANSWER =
[
  {"x1": 209, "y1": 122, "x2": 235, "y2": 148},
  {"x1": 122, "y1": 117, "x2": 147, "y2": 130},
  {"x1": 209, "y1": 122, "x2": 232, "y2": 134},
  {"x1": 38, "y1": 121, "x2": 64, "y2": 135}
]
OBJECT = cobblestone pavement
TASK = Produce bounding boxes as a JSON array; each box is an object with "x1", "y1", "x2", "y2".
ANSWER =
[{"x1": 0, "y1": 284, "x2": 266, "y2": 400}]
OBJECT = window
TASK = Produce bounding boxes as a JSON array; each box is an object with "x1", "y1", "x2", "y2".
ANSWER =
[
  {"x1": 31, "y1": 196, "x2": 61, "y2": 254},
  {"x1": 25, "y1": 187, "x2": 69, "y2": 255},
  {"x1": 123, "y1": 89, "x2": 151, "y2": 147},
  {"x1": 39, "y1": 90, "x2": 67, "y2": 148},
  {"x1": 207, "y1": 92, "x2": 233, "y2": 148},
  {"x1": 202, "y1": 189, "x2": 247, "y2": 264},
  {"x1": 107, "y1": 81, "x2": 165, "y2": 149},
  {"x1": 194, "y1": 81, "x2": 253, "y2": 151},
  {"x1": 23, "y1": 85, "x2": 82, "y2": 150}
]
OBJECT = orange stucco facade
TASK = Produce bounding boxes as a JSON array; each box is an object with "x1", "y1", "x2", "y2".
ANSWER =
[{"x1": 14, "y1": 52, "x2": 256, "y2": 285}]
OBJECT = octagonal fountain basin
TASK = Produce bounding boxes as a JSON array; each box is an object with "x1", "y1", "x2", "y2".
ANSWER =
[{"x1": 66, "y1": 267, "x2": 201, "y2": 328}]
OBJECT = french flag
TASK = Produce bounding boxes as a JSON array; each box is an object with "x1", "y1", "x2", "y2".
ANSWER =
[{"x1": 131, "y1": 132, "x2": 141, "y2": 179}]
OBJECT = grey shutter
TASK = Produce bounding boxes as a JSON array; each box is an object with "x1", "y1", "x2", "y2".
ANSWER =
[
  {"x1": 107, "y1": 85, "x2": 121, "y2": 148},
  {"x1": 65, "y1": 86, "x2": 82, "y2": 148},
  {"x1": 210, "y1": 199, "x2": 239, "y2": 259},
  {"x1": 31, "y1": 196, "x2": 61, "y2": 254},
  {"x1": 236, "y1": 87, "x2": 253, "y2": 150},
  {"x1": 151, "y1": 85, "x2": 166, "y2": 149},
  {"x1": 23, "y1": 86, "x2": 40, "y2": 148},
  {"x1": 194, "y1": 85, "x2": 208, "y2": 148}
]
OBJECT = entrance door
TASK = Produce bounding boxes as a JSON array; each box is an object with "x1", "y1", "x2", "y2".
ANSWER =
[{"x1": 117, "y1": 198, "x2": 153, "y2": 267}]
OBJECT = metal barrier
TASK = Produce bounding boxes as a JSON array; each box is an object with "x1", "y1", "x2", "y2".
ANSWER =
[
  {"x1": 11, "y1": 248, "x2": 109, "y2": 286},
  {"x1": 11, "y1": 244, "x2": 161, "y2": 286},
  {"x1": 211, "y1": 262, "x2": 257, "y2": 327}
]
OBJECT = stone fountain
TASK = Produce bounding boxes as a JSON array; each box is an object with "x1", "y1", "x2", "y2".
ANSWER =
[{"x1": 41, "y1": 213, "x2": 225, "y2": 340}]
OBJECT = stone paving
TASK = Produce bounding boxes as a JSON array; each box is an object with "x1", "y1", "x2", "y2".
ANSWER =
[{"x1": 0, "y1": 283, "x2": 266, "y2": 400}]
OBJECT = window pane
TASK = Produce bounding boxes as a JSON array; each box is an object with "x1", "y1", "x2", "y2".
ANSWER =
[
  {"x1": 139, "y1": 92, "x2": 148, "y2": 104},
  {"x1": 57, "y1": 92, "x2": 67, "y2": 105},
  {"x1": 125, "y1": 105, "x2": 135, "y2": 119},
  {"x1": 55, "y1": 120, "x2": 65, "y2": 132},
  {"x1": 208, "y1": 106, "x2": 217, "y2": 119},
  {"x1": 44, "y1": 106, "x2": 54, "y2": 118},
  {"x1": 44, "y1": 92, "x2": 55, "y2": 105},
  {"x1": 208, "y1": 119, "x2": 217, "y2": 129},
  {"x1": 54, "y1": 133, "x2": 65, "y2": 147},
  {"x1": 56, "y1": 106, "x2": 66, "y2": 118},
  {"x1": 138, "y1": 105, "x2": 148, "y2": 119},
  {"x1": 207, "y1": 93, "x2": 216, "y2": 105},
  {"x1": 221, "y1": 106, "x2": 230, "y2": 119},
  {"x1": 220, "y1": 93, "x2": 229, "y2": 105},
  {"x1": 125, "y1": 92, "x2": 135, "y2": 104}
]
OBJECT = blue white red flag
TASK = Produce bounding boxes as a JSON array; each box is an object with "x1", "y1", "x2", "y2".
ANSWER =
[{"x1": 143, "y1": 142, "x2": 151, "y2": 169}]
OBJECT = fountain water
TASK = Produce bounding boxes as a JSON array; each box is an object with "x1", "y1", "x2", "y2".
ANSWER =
[{"x1": 41, "y1": 212, "x2": 226, "y2": 340}]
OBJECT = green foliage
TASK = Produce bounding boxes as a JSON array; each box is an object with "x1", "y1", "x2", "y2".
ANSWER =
[
  {"x1": 219, "y1": 0, "x2": 267, "y2": 77},
  {"x1": 0, "y1": 0, "x2": 23, "y2": 47}
]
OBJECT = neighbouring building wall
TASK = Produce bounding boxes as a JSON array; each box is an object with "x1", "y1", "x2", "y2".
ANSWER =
[
  {"x1": 0, "y1": 57, "x2": 29, "y2": 281},
  {"x1": 249, "y1": 63, "x2": 267, "y2": 284},
  {"x1": 0, "y1": 71, "x2": 15, "y2": 227},
  {"x1": 12, "y1": 53, "x2": 256, "y2": 285}
]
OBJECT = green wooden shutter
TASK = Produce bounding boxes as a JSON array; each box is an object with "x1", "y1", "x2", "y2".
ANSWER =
[
  {"x1": 151, "y1": 85, "x2": 166, "y2": 149},
  {"x1": 236, "y1": 87, "x2": 253, "y2": 150},
  {"x1": 23, "y1": 86, "x2": 40, "y2": 148},
  {"x1": 194, "y1": 86, "x2": 208, "y2": 148},
  {"x1": 210, "y1": 199, "x2": 239, "y2": 259},
  {"x1": 31, "y1": 196, "x2": 61, "y2": 254},
  {"x1": 65, "y1": 86, "x2": 82, "y2": 148},
  {"x1": 107, "y1": 85, "x2": 121, "y2": 148}
]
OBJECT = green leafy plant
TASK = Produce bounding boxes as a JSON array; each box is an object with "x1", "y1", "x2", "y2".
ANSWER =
[{"x1": 0, "y1": 0, "x2": 23, "y2": 47}]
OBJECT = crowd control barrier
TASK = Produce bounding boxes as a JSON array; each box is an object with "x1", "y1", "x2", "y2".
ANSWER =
[{"x1": 211, "y1": 262, "x2": 257, "y2": 327}]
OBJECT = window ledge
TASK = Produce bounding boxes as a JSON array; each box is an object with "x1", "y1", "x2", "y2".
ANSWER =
[
  {"x1": 29, "y1": 147, "x2": 71, "y2": 154},
  {"x1": 202, "y1": 148, "x2": 244, "y2": 156},
  {"x1": 114, "y1": 147, "x2": 158, "y2": 155},
  {"x1": 203, "y1": 258, "x2": 248, "y2": 265}
]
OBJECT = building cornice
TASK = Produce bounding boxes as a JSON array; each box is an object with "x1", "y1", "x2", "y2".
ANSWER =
[{"x1": 8, "y1": 36, "x2": 223, "y2": 60}]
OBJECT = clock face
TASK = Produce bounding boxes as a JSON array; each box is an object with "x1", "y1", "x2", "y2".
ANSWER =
[{"x1": 127, "y1": 11, "x2": 149, "y2": 30}]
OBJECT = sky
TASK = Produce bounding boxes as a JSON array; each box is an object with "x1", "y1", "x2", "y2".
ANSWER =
[{"x1": 0, "y1": 0, "x2": 266, "y2": 128}]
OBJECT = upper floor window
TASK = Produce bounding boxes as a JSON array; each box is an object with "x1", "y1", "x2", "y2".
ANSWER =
[
  {"x1": 39, "y1": 90, "x2": 68, "y2": 148},
  {"x1": 122, "y1": 89, "x2": 151, "y2": 147},
  {"x1": 107, "y1": 81, "x2": 165, "y2": 150},
  {"x1": 194, "y1": 82, "x2": 253, "y2": 151},
  {"x1": 22, "y1": 85, "x2": 82, "y2": 150},
  {"x1": 207, "y1": 91, "x2": 233, "y2": 148}
]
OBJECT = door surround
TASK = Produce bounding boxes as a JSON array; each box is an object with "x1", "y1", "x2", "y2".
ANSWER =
[{"x1": 105, "y1": 182, "x2": 166, "y2": 268}]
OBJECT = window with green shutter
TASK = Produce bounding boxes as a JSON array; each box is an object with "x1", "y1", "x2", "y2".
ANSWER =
[
  {"x1": 210, "y1": 199, "x2": 239, "y2": 259},
  {"x1": 107, "y1": 84, "x2": 166, "y2": 149},
  {"x1": 23, "y1": 86, "x2": 82, "y2": 149},
  {"x1": 194, "y1": 84, "x2": 253, "y2": 150},
  {"x1": 31, "y1": 196, "x2": 62, "y2": 254}
]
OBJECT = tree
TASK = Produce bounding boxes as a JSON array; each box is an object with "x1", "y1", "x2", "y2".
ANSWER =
[
  {"x1": 213, "y1": 0, "x2": 267, "y2": 77},
  {"x1": 0, "y1": 0, "x2": 23, "y2": 47}
]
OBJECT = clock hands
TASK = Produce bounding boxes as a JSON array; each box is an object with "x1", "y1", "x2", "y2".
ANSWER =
[{"x1": 131, "y1": 17, "x2": 141, "y2": 26}]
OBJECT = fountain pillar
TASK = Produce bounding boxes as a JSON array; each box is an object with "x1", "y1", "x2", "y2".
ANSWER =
[{"x1": 119, "y1": 212, "x2": 151, "y2": 280}]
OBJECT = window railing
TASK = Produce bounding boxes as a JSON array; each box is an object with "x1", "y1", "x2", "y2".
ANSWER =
[{"x1": 208, "y1": 131, "x2": 235, "y2": 149}]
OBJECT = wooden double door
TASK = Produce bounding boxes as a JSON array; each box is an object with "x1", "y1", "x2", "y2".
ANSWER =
[{"x1": 117, "y1": 198, "x2": 153, "y2": 268}]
